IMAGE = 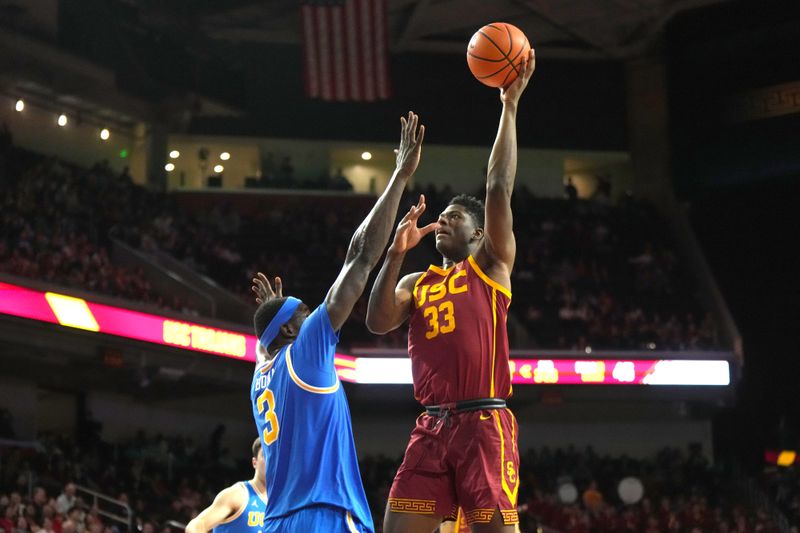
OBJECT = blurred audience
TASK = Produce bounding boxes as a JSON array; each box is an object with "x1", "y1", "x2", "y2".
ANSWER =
[
  {"x1": 2, "y1": 435, "x2": 785, "y2": 533},
  {"x1": 1, "y1": 145, "x2": 719, "y2": 351}
]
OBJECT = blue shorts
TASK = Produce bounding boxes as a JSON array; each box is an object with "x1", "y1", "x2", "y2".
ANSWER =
[{"x1": 263, "y1": 505, "x2": 370, "y2": 533}]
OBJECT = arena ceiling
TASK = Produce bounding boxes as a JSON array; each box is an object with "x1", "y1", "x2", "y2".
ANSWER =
[{"x1": 134, "y1": 0, "x2": 728, "y2": 60}]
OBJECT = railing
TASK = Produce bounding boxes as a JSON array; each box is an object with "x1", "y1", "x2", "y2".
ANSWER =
[
  {"x1": 735, "y1": 475, "x2": 791, "y2": 532},
  {"x1": 662, "y1": 200, "x2": 744, "y2": 366},
  {"x1": 110, "y1": 239, "x2": 218, "y2": 318},
  {"x1": 75, "y1": 485, "x2": 132, "y2": 531}
]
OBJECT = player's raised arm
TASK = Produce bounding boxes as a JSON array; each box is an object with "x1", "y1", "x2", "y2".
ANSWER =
[
  {"x1": 366, "y1": 195, "x2": 437, "y2": 334},
  {"x1": 185, "y1": 485, "x2": 245, "y2": 533},
  {"x1": 480, "y1": 49, "x2": 535, "y2": 271},
  {"x1": 325, "y1": 112, "x2": 425, "y2": 330}
]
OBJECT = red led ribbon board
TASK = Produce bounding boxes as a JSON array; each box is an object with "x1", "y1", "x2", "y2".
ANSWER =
[{"x1": 0, "y1": 282, "x2": 730, "y2": 386}]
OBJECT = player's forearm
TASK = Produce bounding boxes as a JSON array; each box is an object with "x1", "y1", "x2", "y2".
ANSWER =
[
  {"x1": 366, "y1": 250, "x2": 406, "y2": 333},
  {"x1": 486, "y1": 102, "x2": 518, "y2": 194},
  {"x1": 347, "y1": 170, "x2": 410, "y2": 268}
]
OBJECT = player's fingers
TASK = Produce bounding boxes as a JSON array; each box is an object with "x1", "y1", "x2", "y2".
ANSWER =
[
  {"x1": 399, "y1": 208, "x2": 415, "y2": 224},
  {"x1": 411, "y1": 113, "x2": 418, "y2": 143},
  {"x1": 420, "y1": 222, "x2": 440, "y2": 236},
  {"x1": 256, "y1": 297, "x2": 263, "y2": 305},
  {"x1": 252, "y1": 278, "x2": 266, "y2": 294},
  {"x1": 274, "y1": 277, "x2": 283, "y2": 297},
  {"x1": 526, "y1": 49, "x2": 536, "y2": 78},
  {"x1": 415, "y1": 124, "x2": 426, "y2": 148},
  {"x1": 257, "y1": 272, "x2": 273, "y2": 292}
]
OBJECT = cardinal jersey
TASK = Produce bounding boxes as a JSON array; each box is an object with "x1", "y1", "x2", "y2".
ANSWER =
[
  {"x1": 250, "y1": 304, "x2": 373, "y2": 532},
  {"x1": 407, "y1": 255, "x2": 512, "y2": 405},
  {"x1": 211, "y1": 482, "x2": 266, "y2": 533}
]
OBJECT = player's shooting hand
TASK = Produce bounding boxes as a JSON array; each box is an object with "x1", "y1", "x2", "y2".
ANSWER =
[
  {"x1": 500, "y1": 48, "x2": 535, "y2": 106},
  {"x1": 388, "y1": 195, "x2": 439, "y2": 255},
  {"x1": 251, "y1": 273, "x2": 283, "y2": 305},
  {"x1": 395, "y1": 111, "x2": 425, "y2": 178}
]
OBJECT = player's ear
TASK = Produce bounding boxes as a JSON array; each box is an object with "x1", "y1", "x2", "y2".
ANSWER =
[{"x1": 472, "y1": 227, "x2": 484, "y2": 241}]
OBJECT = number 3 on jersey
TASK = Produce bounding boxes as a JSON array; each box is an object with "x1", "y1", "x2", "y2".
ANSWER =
[
  {"x1": 256, "y1": 389, "x2": 279, "y2": 445},
  {"x1": 423, "y1": 301, "x2": 456, "y2": 339}
]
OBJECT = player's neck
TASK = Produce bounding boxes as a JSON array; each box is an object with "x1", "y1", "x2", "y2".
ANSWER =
[
  {"x1": 250, "y1": 476, "x2": 267, "y2": 497},
  {"x1": 441, "y1": 246, "x2": 475, "y2": 268}
]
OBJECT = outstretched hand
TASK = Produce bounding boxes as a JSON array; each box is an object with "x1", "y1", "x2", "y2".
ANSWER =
[
  {"x1": 388, "y1": 195, "x2": 439, "y2": 255},
  {"x1": 395, "y1": 111, "x2": 426, "y2": 178},
  {"x1": 500, "y1": 48, "x2": 535, "y2": 106},
  {"x1": 251, "y1": 273, "x2": 283, "y2": 305}
]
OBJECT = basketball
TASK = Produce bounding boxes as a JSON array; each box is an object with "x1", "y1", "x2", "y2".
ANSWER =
[{"x1": 466, "y1": 22, "x2": 531, "y2": 88}]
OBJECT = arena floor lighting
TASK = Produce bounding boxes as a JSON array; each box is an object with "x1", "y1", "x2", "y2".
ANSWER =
[{"x1": 0, "y1": 282, "x2": 730, "y2": 386}]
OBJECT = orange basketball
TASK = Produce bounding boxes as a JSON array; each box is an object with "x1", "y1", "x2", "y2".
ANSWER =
[{"x1": 466, "y1": 23, "x2": 531, "y2": 88}]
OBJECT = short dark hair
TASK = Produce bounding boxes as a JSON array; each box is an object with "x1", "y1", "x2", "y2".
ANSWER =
[
  {"x1": 448, "y1": 194, "x2": 485, "y2": 228},
  {"x1": 252, "y1": 437, "x2": 262, "y2": 458},
  {"x1": 254, "y1": 297, "x2": 289, "y2": 340}
]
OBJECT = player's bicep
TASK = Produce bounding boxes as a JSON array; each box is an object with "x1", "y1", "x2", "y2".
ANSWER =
[
  {"x1": 391, "y1": 273, "x2": 419, "y2": 324},
  {"x1": 197, "y1": 486, "x2": 244, "y2": 530},
  {"x1": 483, "y1": 185, "x2": 516, "y2": 266}
]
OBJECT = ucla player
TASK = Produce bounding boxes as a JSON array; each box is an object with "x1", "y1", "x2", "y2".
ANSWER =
[
  {"x1": 249, "y1": 112, "x2": 428, "y2": 533},
  {"x1": 367, "y1": 51, "x2": 535, "y2": 532},
  {"x1": 185, "y1": 438, "x2": 266, "y2": 533}
]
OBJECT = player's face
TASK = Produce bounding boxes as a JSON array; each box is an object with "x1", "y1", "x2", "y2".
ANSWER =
[
  {"x1": 290, "y1": 303, "x2": 311, "y2": 330},
  {"x1": 253, "y1": 448, "x2": 266, "y2": 477},
  {"x1": 435, "y1": 204, "x2": 481, "y2": 259}
]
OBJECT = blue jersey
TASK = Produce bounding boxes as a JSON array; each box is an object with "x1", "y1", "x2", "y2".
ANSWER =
[
  {"x1": 211, "y1": 481, "x2": 266, "y2": 533},
  {"x1": 250, "y1": 304, "x2": 373, "y2": 532}
]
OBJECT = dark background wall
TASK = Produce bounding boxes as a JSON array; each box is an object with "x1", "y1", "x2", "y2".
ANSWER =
[
  {"x1": 666, "y1": 1, "x2": 800, "y2": 463},
  {"x1": 667, "y1": 1, "x2": 800, "y2": 195},
  {"x1": 58, "y1": 0, "x2": 627, "y2": 150}
]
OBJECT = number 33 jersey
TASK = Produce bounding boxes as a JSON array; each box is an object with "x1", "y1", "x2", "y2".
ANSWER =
[
  {"x1": 408, "y1": 255, "x2": 512, "y2": 405},
  {"x1": 250, "y1": 304, "x2": 373, "y2": 532}
]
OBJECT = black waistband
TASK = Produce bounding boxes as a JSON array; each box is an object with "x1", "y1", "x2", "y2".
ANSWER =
[{"x1": 425, "y1": 398, "x2": 506, "y2": 416}]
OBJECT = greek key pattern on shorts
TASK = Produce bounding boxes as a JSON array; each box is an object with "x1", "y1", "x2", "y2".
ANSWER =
[
  {"x1": 446, "y1": 506, "x2": 458, "y2": 520},
  {"x1": 501, "y1": 509, "x2": 520, "y2": 524},
  {"x1": 387, "y1": 498, "x2": 437, "y2": 514},
  {"x1": 464, "y1": 508, "x2": 495, "y2": 524}
]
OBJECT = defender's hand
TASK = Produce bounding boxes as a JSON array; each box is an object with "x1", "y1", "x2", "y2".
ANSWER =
[
  {"x1": 395, "y1": 111, "x2": 426, "y2": 178},
  {"x1": 500, "y1": 49, "x2": 535, "y2": 106},
  {"x1": 388, "y1": 195, "x2": 439, "y2": 255},
  {"x1": 251, "y1": 273, "x2": 283, "y2": 305}
]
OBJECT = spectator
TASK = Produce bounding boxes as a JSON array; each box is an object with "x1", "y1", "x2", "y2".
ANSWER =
[
  {"x1": 565, "y1": 176, "x2": 578, "y2": 201},
  {"x1": 55, "y1": 485, "x2": 76, "y2": 516}
]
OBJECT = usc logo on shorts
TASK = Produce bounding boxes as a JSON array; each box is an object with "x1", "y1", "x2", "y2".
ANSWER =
[{"x1": 506, "y1": 461, "x2": 517, "y2": 484}]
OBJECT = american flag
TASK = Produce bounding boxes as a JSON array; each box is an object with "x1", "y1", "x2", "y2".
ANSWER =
[{"x1": 301, "y1": 0, "x2": 391, "y2": 102}]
